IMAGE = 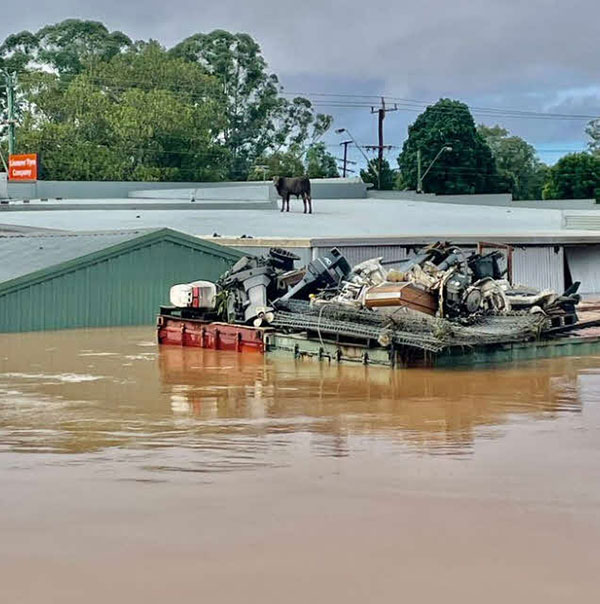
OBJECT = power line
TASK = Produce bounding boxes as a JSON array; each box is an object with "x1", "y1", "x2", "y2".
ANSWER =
[
  {"x1": 282, "y1": 90, "x2": 600, "y2": 121},
  {"x1": 5, "y1": 71, "x2": 599, "y2": 122},
  {"x1": 3, "y1": 70, "x2": 598, "y2": 176}
]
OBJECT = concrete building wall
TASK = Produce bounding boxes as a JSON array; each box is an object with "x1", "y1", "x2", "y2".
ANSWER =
[
  {"x1": 373, "y1": 191, "x2": 515, "y2": 206},
  {"x1": 8, "y1": 180, "x2": 262, "y2": 199},
  {"x1": 370, "y1": 190, "x2": 598, "y2": 210},
  {"x1": 512, "y1": 199, "x2": 597, "y2": 210},
  {"x1": 132, "y1": 185, "x2": 272, "y2": 201},
  {"x1": 0, "y1": 172, "x2": 7, "y2": 199},
  {"x1": 7, "y1": 177, "x2": 368, "y2": 201},
  {"x1": 308, "y1": 179, "x2": 368, "y2": 200}
]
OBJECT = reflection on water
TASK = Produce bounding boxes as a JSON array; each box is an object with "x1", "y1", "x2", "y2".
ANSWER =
[
  {"x1": 160, "y1": 346, "x2": 584, "y2": 456},
  {"x1": 0, "y1": 326, "x2": 594, "y2": 469},
  {"x1": 3, "y1": 327, "x2": 600, "y2": 604}
]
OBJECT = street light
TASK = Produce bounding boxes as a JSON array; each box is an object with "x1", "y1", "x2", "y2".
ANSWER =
[
  {"x1": 417, "y1": 145, "x2": 452, "y2": 193},
  {"x1": 335, "y1": 127, "x2": 373, "y2": 173}
]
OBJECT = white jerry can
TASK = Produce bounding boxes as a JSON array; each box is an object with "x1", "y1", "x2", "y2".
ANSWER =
[{"x1": 169, "y1": 281, "x2": 217, "y2": 309}]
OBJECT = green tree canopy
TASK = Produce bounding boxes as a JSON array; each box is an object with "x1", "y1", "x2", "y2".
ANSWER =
[
  {"x1": 15, "y1": 43, "x2": 228, "y2": 181},
  {"x1": 360, "y1": 158, "x2": 396, "y2": 190},
  {"x1": 1, "y1": 20, "x2": 333, "y2": 183},
  {"x1": 0, "y1": 19, "x2": 132, "y2": 75},
  {"x1": 0, "y1": 30, "x2": 38, "y2": 74},
  {"x1": 397, "y1": 99, "x2": 498, "y2": 194},
  {"x1": 170, "y1": 30, "x2": 331, "y2": 180},
  {"x1": 305, "y1": 143, "x2": 339, "y2": 178},
  {"x1": 478, "y1": 124, "x2": 547, "y2": 200},
  {"x1": 543, "y1": 152, "x2": 600, "y2": 201},
  {"x1": 0, "y1": 21, "x2": 129, "y2": 157},
  {"x1": 248, "y1": 151, "x2": 305, "y2": 181}
]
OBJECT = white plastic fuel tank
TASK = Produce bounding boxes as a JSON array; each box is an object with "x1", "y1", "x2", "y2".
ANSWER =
[{"x1": 169, "y1": 281, "x2": 217, "y2": 308}]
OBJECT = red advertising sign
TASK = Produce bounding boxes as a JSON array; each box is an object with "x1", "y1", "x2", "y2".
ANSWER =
[{"x1": 8, "y1": 154, "x2": 38, "y2": 181}]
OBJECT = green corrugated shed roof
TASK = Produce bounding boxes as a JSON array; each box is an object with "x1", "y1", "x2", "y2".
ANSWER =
[
  {"x1": 0, "y1": 228, "x2": 245, "y2": 332},
  {"x1": 0, "y1": 228, "x2": 244, "y2": 295},
  {"x1": 0, "y1": 229, "x2": 153, "y2": 283}
]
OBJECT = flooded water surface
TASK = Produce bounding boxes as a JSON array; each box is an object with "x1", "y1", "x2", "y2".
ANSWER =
[{"x1": 1, "y1": 327, "x2": 600, "y2": 602}]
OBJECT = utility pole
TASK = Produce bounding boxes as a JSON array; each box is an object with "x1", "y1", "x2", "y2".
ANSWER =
[
  {"x1": 417, "y1": 148, "x2": 422, "y2": 193},
  {"x1": 340, "y1": 140, "x2": 352, "y2": 177},
  {"x1": 335, "y1": 128, "x2": 372, "y2": 175},
  {"x1": 369, "y1": 97, "x2": 398, "y2": 189},
  {"x1": 3, "y1": 71, "x2": 17, "y2": 156},
  {"x1": 335, "y1": 153, "x2": 356, "y2": 176}
]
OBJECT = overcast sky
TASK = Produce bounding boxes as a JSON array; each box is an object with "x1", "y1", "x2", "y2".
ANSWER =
[{"x1": 2, "y1": 0, "x2": 598, "y2": 166}]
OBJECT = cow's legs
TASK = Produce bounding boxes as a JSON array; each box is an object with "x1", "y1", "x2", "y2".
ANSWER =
[
  {"x1": 286, "y1": 194, "x2": 290, "y2": 212},
  {"x1": 280, "y1": 197, "x2": 284, "y2": 212},
  {"x1": 307, "y1": 194, "x2": 312, "y2": 214}
]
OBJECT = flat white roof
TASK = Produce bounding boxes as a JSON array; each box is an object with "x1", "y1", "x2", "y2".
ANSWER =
[{"x1": 0, "y1": 197, "x2": 566, "y2": 239}]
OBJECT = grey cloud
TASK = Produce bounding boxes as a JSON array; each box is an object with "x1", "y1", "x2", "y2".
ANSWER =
[{"x1": 2, "y1": 0, "x2": 599, "y2": 153}]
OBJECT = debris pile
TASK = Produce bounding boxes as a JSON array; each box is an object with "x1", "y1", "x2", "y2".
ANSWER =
[
  {"x1": 167, "y1": 241, "x2": 581, "y2": 354},
  {"x1": 215, "y1": 247, "x2": 302, "y2": 327}
]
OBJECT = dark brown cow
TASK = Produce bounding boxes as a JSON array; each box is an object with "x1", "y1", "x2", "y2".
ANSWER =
[{"x1": 273, "y1": 176, "x2": 312, "y2": 213}]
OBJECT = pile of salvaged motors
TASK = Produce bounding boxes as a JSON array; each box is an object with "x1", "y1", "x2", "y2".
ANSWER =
[{"x1": 163, "y1": 241, "x2": 582, "y2": 362}]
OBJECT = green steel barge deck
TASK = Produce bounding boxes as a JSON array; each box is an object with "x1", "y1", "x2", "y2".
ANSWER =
[{"x1": 157, "y1": 310, "x2": 600, "y2": 368}]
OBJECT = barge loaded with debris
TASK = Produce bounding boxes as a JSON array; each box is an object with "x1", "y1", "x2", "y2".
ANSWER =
[{"x1": 157, "y1": 242, "x2": 600, "y2": 367}]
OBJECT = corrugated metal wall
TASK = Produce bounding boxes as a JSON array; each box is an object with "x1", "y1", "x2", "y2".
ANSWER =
[
  {"x1": 512, "y1": 246, "x2": 564, "y2": 292},
  {"x1": 0, "y1": 240, "x2": 239, "y2": 332},
  {"x1": 565, "y1": 246, "x2": 600, "y2": 295},
  {"x1": 314, "y1": 245, "x2": 413, "y2": 267},
  {"x1": 317, "y1": 243, "x2": 565, "y2": 292}
]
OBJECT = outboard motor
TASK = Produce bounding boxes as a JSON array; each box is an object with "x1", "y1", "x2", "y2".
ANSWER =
[{"x1": 277, "y1": 248, "x2": 352, "y2": 303}]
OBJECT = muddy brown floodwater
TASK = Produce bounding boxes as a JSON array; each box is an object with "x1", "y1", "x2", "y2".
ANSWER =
[{"x1": 1, "y1": 327, "x2": 600, "y2": 603}]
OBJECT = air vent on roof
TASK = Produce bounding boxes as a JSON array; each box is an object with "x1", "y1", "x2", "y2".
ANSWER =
[{"x1": 563, "y1": 215, "x2": 600, "y2": 230}]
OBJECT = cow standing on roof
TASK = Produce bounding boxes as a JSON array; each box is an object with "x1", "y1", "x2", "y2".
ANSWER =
[{"x1": 273, "y1": 176, "x2": 312, "y2": 214}]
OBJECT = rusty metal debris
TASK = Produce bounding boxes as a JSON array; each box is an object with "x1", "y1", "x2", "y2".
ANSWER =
[
  {"x1": 164, "y1": 241, "x2": 581, "y2": 354},
  {"x1": 216, "y1": 247, "x2": 300, "y2": 326}
]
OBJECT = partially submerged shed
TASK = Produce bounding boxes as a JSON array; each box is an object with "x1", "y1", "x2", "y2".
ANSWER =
[{"x1": 0, "y1": 228, "x2": 243, "y2": 333}]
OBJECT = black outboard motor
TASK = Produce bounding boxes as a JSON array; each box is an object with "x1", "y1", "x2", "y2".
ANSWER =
[
  {"x1": 443, "y1": 271, "x2": 472, "y2": 317},
  {"x1": 468, "y1": 251, "x2": 505, "y2": 281},
  {"x1": 268, "y1": 247, "x2": 300, "y2": 271},
  {"x1": 277, "y1": 248, "x2": 351, "y2": 303}
]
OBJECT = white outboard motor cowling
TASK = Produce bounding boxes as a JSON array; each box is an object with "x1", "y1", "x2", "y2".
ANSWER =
[{"x1": 169, "y1": 281, "x2": 217, "y2": 309}]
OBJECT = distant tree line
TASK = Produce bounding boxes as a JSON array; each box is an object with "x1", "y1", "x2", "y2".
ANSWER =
[
  {"x1": 365, "y1": 97, "x2": 599, "y2": 201},
  {"x1": 1, "y1": 20, "x2": 598, "y2": 199},
  {"x1": 0, "y1": 20, "x2": 337, "y2": 181}
]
